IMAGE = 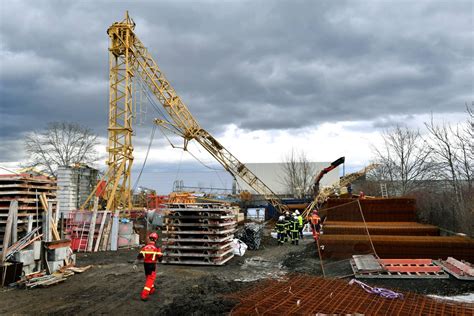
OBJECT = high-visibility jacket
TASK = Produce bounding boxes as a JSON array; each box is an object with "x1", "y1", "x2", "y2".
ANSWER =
[
  {"x1": 289, "y1": 219, "x2": 299, "y2": 232},
  {"x1": 311, "y1": 214, "x2": 321, "y2": 225},
  {"x1": 275, "y1": 220, "x2": 286, "y2": 233},
  {"x1": 297, "y1": 215, "x2": 303, "y2": 228},
  {"x1": 138, "y1": 242, "x2": 163, "y2": 263}
]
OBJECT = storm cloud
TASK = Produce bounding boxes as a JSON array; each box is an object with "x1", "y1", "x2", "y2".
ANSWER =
[{"x1": 1, "y1": 0, "x2": 473, "y2": 164}]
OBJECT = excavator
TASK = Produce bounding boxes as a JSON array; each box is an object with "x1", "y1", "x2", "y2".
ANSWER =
[
  {"x1": 312, "y1": 157, "x2": 345, "y2": 196},
  {"x1": 81, "y1": 12, "x2": 289, "y2": 214}
]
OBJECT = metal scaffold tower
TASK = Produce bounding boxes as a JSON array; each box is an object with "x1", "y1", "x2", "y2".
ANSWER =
[{"x1": 104, "y1": 12, "x2": 136, "y2": 210}]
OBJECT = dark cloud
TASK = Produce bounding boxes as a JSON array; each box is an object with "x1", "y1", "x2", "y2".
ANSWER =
[{"x1": 1, "y1": 0, "x2": 473, "y2": 162}]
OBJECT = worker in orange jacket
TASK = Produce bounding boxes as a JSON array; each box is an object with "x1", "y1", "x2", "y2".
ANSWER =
[
  {"x1": 310, "y1": 210, "x2": 321, "y2": 241},
  {"x1": 133, "y1": 232, "x2": 163, "y2": 301}
]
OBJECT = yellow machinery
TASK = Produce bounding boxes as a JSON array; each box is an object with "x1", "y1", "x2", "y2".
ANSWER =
[{"x1": 84, "y1": 12, "x2": 289, "y2": 213}]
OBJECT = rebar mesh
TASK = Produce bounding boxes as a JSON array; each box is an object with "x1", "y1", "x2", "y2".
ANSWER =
[{"x1": 227, "y1": 274, "x2": 474, "y2": 315}]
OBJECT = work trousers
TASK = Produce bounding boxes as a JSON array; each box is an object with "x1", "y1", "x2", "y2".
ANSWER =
[
  {"x1": 277, "y1": 232, "x2": 286, "y2": 244},
  {"x1": 311, "y1": 225, "x2": 320, "y2": 241},
  {"x1": 141, "y1": 263, "x2": 156, "y2": 300},
  {"x1": 291, "y1": 231, "x2": 299, "y2": 245}
]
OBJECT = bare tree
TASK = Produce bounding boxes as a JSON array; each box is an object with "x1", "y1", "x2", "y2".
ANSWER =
[
  {"x1": 425, "y1": 109, "x2": 473, "y2": 205},
  {"x1": 281, "y1": 149, "x2": 315, "y2": 198},
  {"x1": 371, "y1": 125, "x2": 433, "y2": 195},
  {"x1": 24, "y1": 122, "x2": 99, "y2": 177}
]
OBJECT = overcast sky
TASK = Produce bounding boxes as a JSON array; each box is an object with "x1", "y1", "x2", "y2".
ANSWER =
[{"x1": 0, "y1": 0, "x2": 472, "y2": 193}]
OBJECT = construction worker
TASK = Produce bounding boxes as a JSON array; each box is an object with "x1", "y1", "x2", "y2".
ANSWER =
[
  {"x1": 284, "y1": 211, "x2": 292, "y2": 242},
  {"x1": 295, "y1": 210, "x2": 304, "y2": 239},
  {"x1": 290, "y1": 214, "x2": 300, "y2": 245},
  {"x1": 275, "y1": 215, "x2": 287, "y2": 245},
  {"x1": 133, "y1": 232, "x2": 163, "y2": 301},
  {"x1": 310, "y1": 210, "x2": 321, "y2": 241}
]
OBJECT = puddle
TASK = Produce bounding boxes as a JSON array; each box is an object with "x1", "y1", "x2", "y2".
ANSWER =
[{"x1": 234, "y1": 256, "x2": 287, "y2": 282}]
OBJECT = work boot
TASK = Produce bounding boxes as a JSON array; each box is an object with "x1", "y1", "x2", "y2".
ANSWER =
[{"x1": 141, "y1": 291, "x2": 149, "y2": 301}]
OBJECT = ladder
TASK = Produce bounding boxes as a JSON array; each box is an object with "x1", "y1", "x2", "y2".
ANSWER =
[
  {"x1": 77, "y1": 221, "x2": 90, "y2": 252},
  {"x1": 380, "y1": 183, "x2": 388, "y2": 198}
]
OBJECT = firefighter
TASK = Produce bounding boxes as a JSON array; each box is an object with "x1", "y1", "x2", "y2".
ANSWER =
[
  {"x1": 284, "y1": 211, "x2": 292, "y2": 242},
  {"x1": 133, "y1": 232, "x2": 163, "y2": 301},
  {"x1": 295, "y1": 210, "x2": 304, "y2": 239},
  {"x1": 290, "y1": 214, "x2": 300, "y2": 245},
  {"x1": 310, "y1": 210, "x2": 321, "y2": 241},
  {"x1": 275, "y1": 215, "x2": 287, "y2": 245}
]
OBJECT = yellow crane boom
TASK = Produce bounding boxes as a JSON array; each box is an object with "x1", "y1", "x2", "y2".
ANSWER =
[{"x1": 99, "y1": 12, "x2": 288, "y2": 213}]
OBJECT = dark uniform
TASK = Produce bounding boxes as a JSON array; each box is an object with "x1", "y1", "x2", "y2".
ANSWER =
[
  {"x1": 284, "y1": 213, "x2": 292, "y2": 242},
  {"x1": 275, "y1": 218, "x2": 287, "y2": 245},
  {"x1": 290, "y1": 217, "x2": 300, "y2": 245}
]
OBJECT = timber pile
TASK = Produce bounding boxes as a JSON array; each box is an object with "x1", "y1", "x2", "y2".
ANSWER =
[
  {"x1": 0, "y1": 174, "x2": 56, "y2": 252},
  {"x1": 162, "y1": 202, "x2": 238, "y2": 265}
]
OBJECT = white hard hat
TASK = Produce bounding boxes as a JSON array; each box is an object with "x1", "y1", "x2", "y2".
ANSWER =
[{"x1": 295, "y1": 210, "x2": 300, "y2": 215}]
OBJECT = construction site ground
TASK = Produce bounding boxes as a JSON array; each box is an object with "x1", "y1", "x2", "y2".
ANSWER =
[{"x1": 1, "y1": 229, "x2": 473, "y2": 315}]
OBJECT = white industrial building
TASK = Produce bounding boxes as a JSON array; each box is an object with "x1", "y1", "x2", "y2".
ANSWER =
[{"x1": 235, "y1": 162, "x2": 341, "y2": 196}]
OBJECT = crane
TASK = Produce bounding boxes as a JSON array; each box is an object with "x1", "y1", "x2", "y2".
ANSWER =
[
  {"x1": 84, "y1": 12, "x2": 289, "y2": 213},
  {"x1": 312, "y1": 157, "x2": 345, "y2": 196},
  {"x1": 302, "y1": 163, "x2": 379, "y2": 219}
]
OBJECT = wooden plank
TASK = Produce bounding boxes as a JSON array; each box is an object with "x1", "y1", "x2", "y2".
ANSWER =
[
  {"x1": 1, "y1": 201, "x2": 17, "y2": 263},
  {"x1": 87, "y1": 197, "x2": 99, "y2": 252},
  {"x1": 49, "y1": 201, "x2": 60, "y2": 241},
  {"x1": 27, "y1": 215, "x2": 33, "y2": 233},
  {"x1": 100, "y1": 217, "x2": 113, "y2": 251},
  {"x1": 94, "y1": 211, "x2": 108, "y2": 252},
  {"x1": 11, "y1": 203, "x2": 17, "y2": 243}
]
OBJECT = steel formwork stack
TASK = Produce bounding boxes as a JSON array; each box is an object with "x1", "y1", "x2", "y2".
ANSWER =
[{"x1": 162, "y1": 202, "x2": 237, "y2": 265}]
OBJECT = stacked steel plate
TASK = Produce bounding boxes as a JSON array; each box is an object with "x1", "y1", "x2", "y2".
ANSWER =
[{"x1": 161, "y1": 202, "x2": 237, "y2": 265}]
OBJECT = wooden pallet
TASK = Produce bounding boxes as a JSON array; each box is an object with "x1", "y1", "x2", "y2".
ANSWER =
[{"x1": 350, "y1": 259, "x2": 449, "y2": 279}]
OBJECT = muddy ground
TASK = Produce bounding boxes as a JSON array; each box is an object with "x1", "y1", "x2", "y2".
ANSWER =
[{"x1": 1, "y1": 227, "x2": 473, "y2": 315}]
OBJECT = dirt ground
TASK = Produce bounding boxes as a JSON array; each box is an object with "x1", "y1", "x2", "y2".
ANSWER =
[{"x1": 1, "y1": 227, "x2": 473, "y2": 315}]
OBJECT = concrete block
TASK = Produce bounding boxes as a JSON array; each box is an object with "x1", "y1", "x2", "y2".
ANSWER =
[
  {"x1": 33, "y1": 241, "x2": 41, "y2": 260},
  {"x1": 119, "y1": 222, "x2": 134, "y2": 235},
  {"x1": 13, "y1": 250, "x2": 35, "y2": 266},
  {"x1": 49, "y1": 260, "x2": 65, "y2": 272},
  {"x1": 118, "y1": 234, "x2": 140, "y2": 248},
  {"x1": 22, "y1": 263, "x2": 37, "y2": 276},
  {"x1": 47, "y1": 247, "x2": 68, "y2": 261},
  {"x1": 34, "y1": 260, "x2": 42, "y2": 272},
  {"x1": 69, "y1": 254, "x2": 76, "y2": 265}
]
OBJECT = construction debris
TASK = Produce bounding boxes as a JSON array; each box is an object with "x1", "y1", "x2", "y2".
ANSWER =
[{"x1": 235, "y1": 223, "x2": 264, "y2": 250}]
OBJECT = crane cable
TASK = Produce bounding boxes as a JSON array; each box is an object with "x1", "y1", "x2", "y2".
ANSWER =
[{"x1": 132, "y1": 124, "x2": 157, "y2": 191}]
